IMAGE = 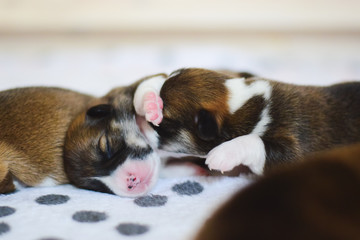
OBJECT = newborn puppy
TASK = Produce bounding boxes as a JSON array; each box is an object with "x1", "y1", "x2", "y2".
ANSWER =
[
  {"x1": 0, "y1": 81, "x2": 160, "y2": 197},
  {"x1": 134, "y1": 68, "x2": 360, "y2": 174},
  {"x1": 195, "y1": 143, "x2": 360, "y2": 240},
  {"x1": 64, "y1": 83, "x2": 160, "y2": 197}
]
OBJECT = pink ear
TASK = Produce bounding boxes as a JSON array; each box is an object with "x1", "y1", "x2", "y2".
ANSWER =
[{"x1": 143, "y1": 91, "x2": 163, "y2": 126}]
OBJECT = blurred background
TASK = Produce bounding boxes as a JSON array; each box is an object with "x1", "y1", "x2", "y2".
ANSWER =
[{"x1": 0, "y1": 0, "x2": 359, "y2": 96}]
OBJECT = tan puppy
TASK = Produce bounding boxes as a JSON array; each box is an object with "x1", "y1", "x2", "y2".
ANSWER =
[
  {"x1": 0, "y1": 80, "x2": 160, "y2": 197},
  {"x1": 195, "y1": 143, "x2": 360, "y2": 240}
]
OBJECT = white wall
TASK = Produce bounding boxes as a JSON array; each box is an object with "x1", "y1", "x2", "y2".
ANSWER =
[
  {"x1": 0, "y1": 0, "x2": 359, "y2": 95},
  {"x1": 1, "y1": 0, "x2": 360, "y2": 32}
]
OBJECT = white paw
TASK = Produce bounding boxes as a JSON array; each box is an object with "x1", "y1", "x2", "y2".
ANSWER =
[
  {"x1": 206, "y1": 141, "x2": 242, "y2": 173},
  {"x1": 205, "y1": 134, "x2": 266, "y2": 175},
  {"x1": 133, "y1": 75, "x2": 166, "y2": 126}
]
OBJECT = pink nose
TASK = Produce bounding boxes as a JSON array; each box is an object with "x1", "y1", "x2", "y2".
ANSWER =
[{"x1": 127, "y1": 174, "x2": 141, "y2": 190}]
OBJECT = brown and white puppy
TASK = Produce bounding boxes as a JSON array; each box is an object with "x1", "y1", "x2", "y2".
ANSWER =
[
  {"x1": 134, "y1": 68, "x2": 360, "y2": 174},
  {"x1": 195, "y1": 143, "x2": 360, "y2": 240},
  {"x1": 0, "y1": 82, "x2": 160, "y2": 197}
]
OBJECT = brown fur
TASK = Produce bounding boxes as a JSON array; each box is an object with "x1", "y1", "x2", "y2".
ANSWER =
[
  {"x1": 0, "y1": 76, "x2": 150, "y2": 194},
  {"x1": 195, "y1": 144, "x2": 360, "y2": 240},
  {"x1": 161, "y1": 70, "x2": 230, "y2": 126},
  {"x1": 0, "y1": 87, "x2": 93, "y2": 192},
  {"x1": 156, "y1": 68, "x2": 360, "y2": 170}
]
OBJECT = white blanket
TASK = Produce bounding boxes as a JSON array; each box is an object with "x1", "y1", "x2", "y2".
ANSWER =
[
  {"x1": 1, "y1": 36, "x2": 358, "y2": 240},
  {"x1": 0, "y1": 176, "x2": 251, "y2": 240}
]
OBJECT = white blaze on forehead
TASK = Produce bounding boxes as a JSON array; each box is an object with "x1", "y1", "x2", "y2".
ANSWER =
[
  {"x1": 225, "y1": 78, "x2": 272, "y2": 114},
  {"x1": 111, "y1": 119, "x2": 148, "y2": 148}
]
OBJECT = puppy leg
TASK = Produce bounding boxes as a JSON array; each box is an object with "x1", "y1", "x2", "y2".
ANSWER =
[
  {"x1": 133, "y1": 75, "x2": 166, "y2": 126},
  {"x1": 0, "y1": 142, "x2": 41, "y2": 193},
  {"x1": 0, "y1": 143, "x2": 16, "y2": 194},
  {"x1": 206, "y1": 134, "x2": 266, "y2": 174},
  {"x1": 0, "y1": 171, "x2": 15, "y2": 194}
]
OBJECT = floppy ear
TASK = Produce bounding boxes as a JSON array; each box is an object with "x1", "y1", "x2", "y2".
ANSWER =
[
  {"x1": 86, "y1": 104, "x2": 113, "y2": 119},
  {"x1": 195, "y1": 109, "x2": 219, "y2": 141}
]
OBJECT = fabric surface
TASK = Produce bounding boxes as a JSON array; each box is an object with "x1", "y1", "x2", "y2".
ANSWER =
[
  {"x1": 0, "y1": 176, "x2": 251, "y2": 240},
  {"x1": 0, "y1": 36, "x2": 359, "y2": 240}
]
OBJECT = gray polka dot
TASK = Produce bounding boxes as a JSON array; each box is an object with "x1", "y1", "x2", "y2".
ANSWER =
[
  {"x1": 134, "y1": 195, "x2": 168, "y2": 207},
  {"x1": 72, "y1": 211, "x2": 107, "y2": 223},
  {"x1": 0, "y1": 206, "x2": 15, "y2": 217},
  {"x1": 35, "y1": 194, "x2": 70, "y2": 205},
  {"x1": 116, "y1": 223, "x2": 149, "y2": 236},
  {"x1": 172, "y1": 181, "x2": 204, "y2": 196},
  {"x1": 0, "y1": 222, "x2": 10, "y2": 235}
]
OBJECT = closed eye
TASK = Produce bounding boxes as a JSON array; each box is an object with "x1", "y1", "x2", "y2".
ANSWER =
[{"x1": 98, "y1": 134, "x2": 112, "y2": 159}]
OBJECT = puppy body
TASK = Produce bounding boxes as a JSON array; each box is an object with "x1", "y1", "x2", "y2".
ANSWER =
[
  {"x1": 0, "y1": 82, "x2": 160, "y2": 197},
  {"x1": 0, "y1": 87, "x2": 92, "y2": 193},
  {"x1": 134, "y1": 68, "x2": 360, "y2": 174},
  {"x1": 195, "y1": 143, "x2": 360, "y2": 240}
]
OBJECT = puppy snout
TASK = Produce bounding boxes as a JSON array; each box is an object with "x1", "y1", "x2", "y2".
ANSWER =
[{"x1": 127, "y1": 174, "x2": 141, "y2": 190}]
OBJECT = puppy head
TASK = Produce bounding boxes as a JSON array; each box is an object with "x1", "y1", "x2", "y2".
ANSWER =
[
  {"x1": 64, "y1": 91, "x2": 160, "y2": 197},
  {"x1": 145, "y1": 68, "x2": 232, "y2": 156},
  {"x1": 140, "y1": 68, "x2": 263, "y2": 157}
]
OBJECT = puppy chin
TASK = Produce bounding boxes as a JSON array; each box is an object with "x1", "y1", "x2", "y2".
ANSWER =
[{"x1": 94, "y1": 152, "x2": 160, "y2": 197}]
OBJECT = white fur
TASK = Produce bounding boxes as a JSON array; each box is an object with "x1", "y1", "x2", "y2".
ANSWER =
[
  {"x1": 13, "y1": 179, "x2": 26, "y2": 190},
  {"x1": 225, "y1": 78, "x2": 272, "y2": 114},
  {"x1": 205, "y1": 134, "x2": 266, "y2": 175},
  {"x1": 133, "y1": 75, "x2": 166, "y2": 116},
  {"x1": 251, "y1": 106, "x2": 271, "y2": 136},
  {"x1": 36, "y1": 177, "x2": 58, "y2": 187},
  {"x1": 95, "y1": 151, "x2": 160, "y2": 197},
  {"x1": 125, "y1": 130, "x2": 148, "y2": 149},
  {"x1": 111, "y1": 119, "x2": 149, "y2": 148},
  {"x1": 138, "y1": 117, "x2": 160, "y2": 149}
]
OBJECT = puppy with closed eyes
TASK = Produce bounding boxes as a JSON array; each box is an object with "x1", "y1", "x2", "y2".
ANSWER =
[
  {"x1": 0, "y1": 78, "x2": 160, "y2": 197},
  {"x1": 134, "y1": 68, "x2": 360, "y2": 174}
]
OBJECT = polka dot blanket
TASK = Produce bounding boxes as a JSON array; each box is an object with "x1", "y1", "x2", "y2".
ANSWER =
[{"x1": 0, "y1": 176, "x2": 251, "y2": 240}]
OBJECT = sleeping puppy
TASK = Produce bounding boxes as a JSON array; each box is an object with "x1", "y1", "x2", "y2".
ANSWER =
[
  {"x1": 0, "y1": 80, "x2": 160, "y2": 197},
  {"x1": 134, "y1": 68, "x2": 360, "y2": 174},
  {"x1": 195, "y1": 143, "x2": 360, "y2": 240}
]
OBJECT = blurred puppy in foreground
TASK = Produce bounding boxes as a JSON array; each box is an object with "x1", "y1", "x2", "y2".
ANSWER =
[{"x1": 195, "y1": 143, "x2": 360, "y2": 240}]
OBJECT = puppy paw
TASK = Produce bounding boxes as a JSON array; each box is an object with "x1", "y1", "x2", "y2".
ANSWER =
[
  {"x1": 206, "y1": 142, "x2": 241, "y2": 173},
  {"x1": 143, "y1": 91, "x2": 163, "y2": 126},
  {"x1": 205, "y1": 134, "x2": 266, "y2": 174}
]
